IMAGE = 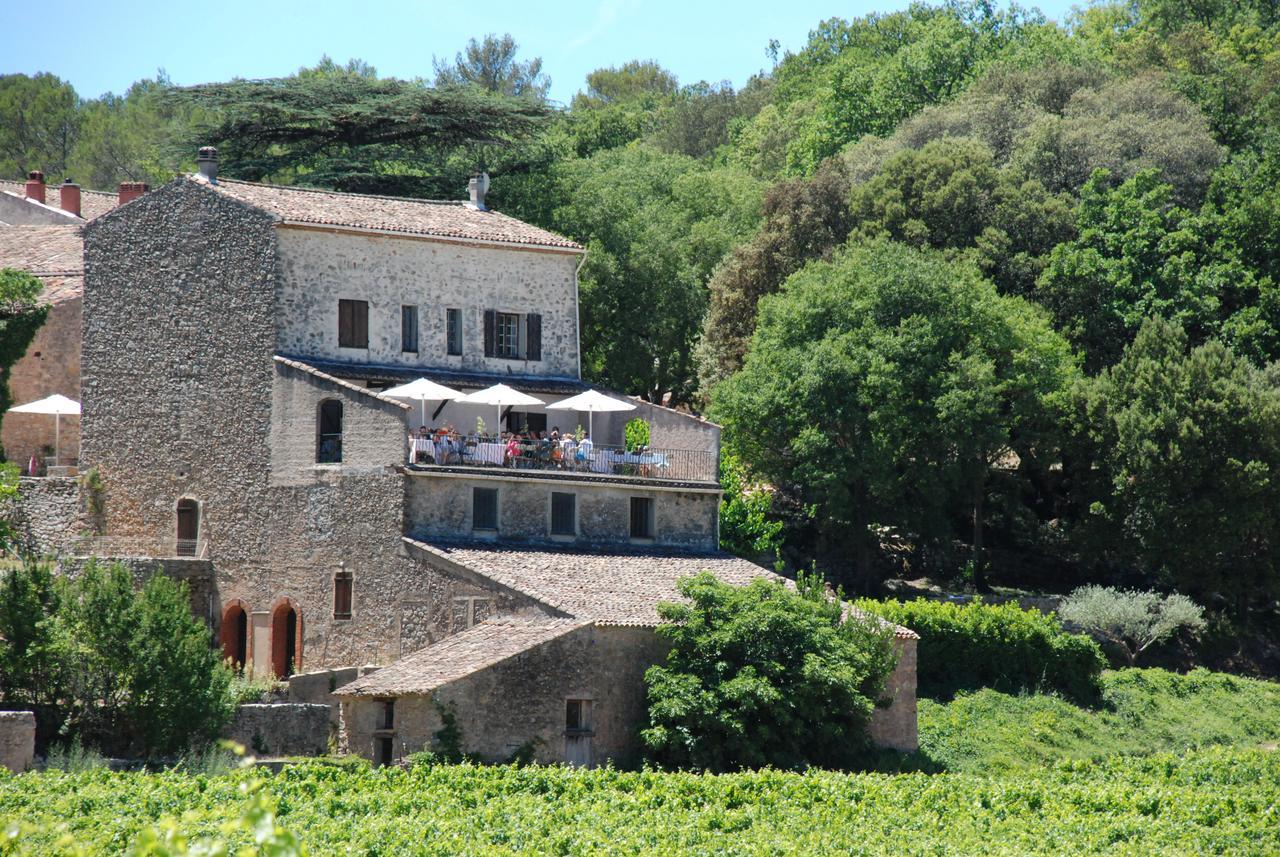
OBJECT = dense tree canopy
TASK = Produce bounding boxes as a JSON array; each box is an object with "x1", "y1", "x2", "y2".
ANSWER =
[{"x1": 433, "y1": 34, "x2": 551, "y2": 101}]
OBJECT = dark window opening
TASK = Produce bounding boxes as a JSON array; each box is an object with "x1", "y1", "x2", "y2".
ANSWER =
[
  {"x1": 338, "y1": 299, "x2": 369, "y2": 348},
  {"x1": 221, "y1": 603, "x2": 248, "y2": 670},
  {"x1": 473, "y1": 487, "x2": 498, "y2": 531},
  {"x1": 551, "y1": 492, "x2": 576, "y2": 536},
  {"x1": 483, "y1": 310, "x2": 540, "y2": 359},
  {"x1": 334, "y1": 570, "x2": 353, "y2": 620},
  {"x1": 401, "y1": 305, "x2": 419, "y2": 353},
  {"x1": 176, "y1": 499, "x2": 199, "y2": 556},
  {"x1": 271, "y1": 604, "x2": 300, "y2": 679},
  {"x1": 630, "y1": 497, "x2": 655, "y2": 540},
  {"x1": 496, "y1": 311, "x2": 520, "y2": 358},
  {"x1": 447, "y1": 308, "x2": 462, "y2": 355},
  {"x1": 317, "y1": 399, "x2": 343, "y2": 464},
  {"x1": 377, "y1": 736, "x2": 393, "y2": 767},
  {"x1": 380, "y1": 698, "x2": 396, "y2": 730},
  {"x1": 505, "y1": 411, "x2": 547, "y2": 435},
  {"x1": 566, "y1": 699, "x2": 592, "y2": 732}
]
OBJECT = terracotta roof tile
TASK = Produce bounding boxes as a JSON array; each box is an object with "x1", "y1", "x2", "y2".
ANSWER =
[
  {"x1": 405, "y1": 539, "x2": 916, "y2": 638},
  {"x1": 336, "y1": 615, "x2": 586, "y2": 697},
  {"x1": 198, "y1": 176, "x2": 583, "y2": 251},
  {"x1": 0, "y1": 181, "x2": 118, "y2": 221},
  {"x1": 0, "y1": 225, "x2": 84, "y2": 306}
]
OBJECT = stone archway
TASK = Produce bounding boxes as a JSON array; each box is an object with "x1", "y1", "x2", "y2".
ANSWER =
[
  {"x1": 219, "y1": 600, "x2": 250, "y2": 671},
  {"x1": 269, "y1": 597, "x2": 303, "y2": 679}
]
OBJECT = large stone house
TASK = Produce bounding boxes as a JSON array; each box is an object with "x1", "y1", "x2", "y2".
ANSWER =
[{"x1": 72, "y1": 149, "x2": 917, "y2": 766}]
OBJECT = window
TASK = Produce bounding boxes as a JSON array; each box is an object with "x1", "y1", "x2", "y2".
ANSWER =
[
  {"x1": 401, "y1": 305, "x2": 418, "y2": 353},
  {"x1": 551, "y1": 492, "x2": 576, "y2": 536},
  {"x1": 338, "y1": 299, "x2": 369, "y2": 348},
  {"x1": 483, "y1": 310, "x2": 541, "y2": 360},
  {"x1": 376, "y1": 736, "x2": 393, "y2": 767},
  {"x1": 446, "y1": 308, "x2": 462, "y2": 355},
  {"x1": 379, "y1": 698, "x2": 395, "y2": 730},
  {"x1": 506, "y1": 411, "x2": 546, "y2": 435},
  {"x1": 451, "y1": 596, "x2": 492, "y2": 632},
  {"x1": 472, "y1": 486, "x2": 498, "y2": 531},
  {"x1": 176, "y1": 498, "x2": 199, "y2": 556},
  {"x1": 317, "y1": 399, "x2": 343, "y2": 463},
  {"x1": 630, "y1": 497, "x2": 655, "y2": 540},
  {"x1": 566, "y1": 699, "x2": 592, "y2": 733},
  {"x1": 333, "y1": 569, "x2": 353, "y2": 620}
]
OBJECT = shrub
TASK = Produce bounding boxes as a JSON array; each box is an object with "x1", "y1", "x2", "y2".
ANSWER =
[
  {"x1": 857, "y1": 597, "x2": 1105, "y2": 702},
  {"x1": 717, "y1": 452, "x2": 783, "y2": 560},
  {"x1": 642, "y1": 571, "x2": 897, "y2": 771},
  {"x1": 1059, "y1": 586, "x2": 1207, "y2": 666},
  {"x1": 624, "y1": 417, "x2": 650, "y2": 451}
]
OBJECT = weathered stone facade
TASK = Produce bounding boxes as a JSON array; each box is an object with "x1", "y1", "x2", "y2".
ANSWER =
[
  {"x1": 275, "y1": 227, "x2": 581, "y2": 378},
  {"x1": 2, "y1": 297, "x2": 82, "y2": 469},
  {"x1": 223, "y1": 703, "x2": 330, "y2": 757},
  {"x1": 0, "y1": 711, "x2": 36, "y2": 773},
  {"x1": 867, "y1": 638, "x2": 918, "y2": 752},
  {"x1": 6, "y1": 476, "x2": 87, "y2": 556}
]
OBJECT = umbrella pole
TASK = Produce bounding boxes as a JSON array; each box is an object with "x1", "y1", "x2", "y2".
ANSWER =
[
  {"x1": 420, "y1": 398, "x2": 426, "y2": 428},
  {"x1": 589, "y1": 411, "x2": 594, "y2": 441}
]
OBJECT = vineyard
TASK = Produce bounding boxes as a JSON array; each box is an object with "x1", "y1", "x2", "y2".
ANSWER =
[{"x1": 1, "y1": 747, "x2": 1277, "y2": 855}]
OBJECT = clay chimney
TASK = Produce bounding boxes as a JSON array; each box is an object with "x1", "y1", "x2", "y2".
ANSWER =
[
  {"x1": 24, "y1": 171, "x2": 45, "y2": 204},
  {"x1": 196, "y1": 146, "x2": 218, "y2": 184},
  {"x1": 118, "y1": 181, "x2": 149, "y2": 206},
  {"x1": 59, "y1": 179, "x2": 81, "y2": 217},
  {"x1": 467, "y1": 171, "x2": 490, "y2": 210}
]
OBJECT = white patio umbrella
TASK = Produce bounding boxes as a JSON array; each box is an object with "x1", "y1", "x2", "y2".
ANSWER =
[
  {"x1": 382, "y1": 377, "x2": 464, "y2": 425},
  {"x1": 456, "y1": 383, "x2": 544, "y2": 436},
  {"x1": 545, "y1": 389, "x2": 636, "y2": 439},
  {"x1": 8, "y1": 393, "x2": 80, "y2": 466}
]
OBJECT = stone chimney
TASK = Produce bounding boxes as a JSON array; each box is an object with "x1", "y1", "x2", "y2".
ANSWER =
[
  {"x1": 197, "y1": 146, "x2": 218, "y2": 184},
  {"x1": 467, "y1": 172, "x2": 490, "y2": 210},
  {"x1": 118, "y1": 181, "x2": 149, "y2": 206},
  {"x1": 59, "y1": 179, "x2": 81, "y2": 217},
  {"x1": 24, "y1": 171, "x2": 45, "y2": 204}
]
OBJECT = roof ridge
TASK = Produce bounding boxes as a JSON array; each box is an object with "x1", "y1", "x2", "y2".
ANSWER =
[
  {"x1": 213, "y1": 176, "x2": 466, "y2": 208},
  {"x1": 403, "y1": 537, "x2": 577, "y2": 617},
  {"x1": 273, "y1": 356, "x2": 410, "y2": 409}
]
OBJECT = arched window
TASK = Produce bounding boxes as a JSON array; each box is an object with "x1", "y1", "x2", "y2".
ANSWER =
[
  {"x1": 317, "y1": 399, "x2": 343, "y2": 463},
  {"x1": 270, "y1": 598, "x2": 302, "y2": 679},
  {"x1": 176, "y1": 498, "x2": 200, "y2": 556},
  {"x1": 220, "y1": 601, "x2": 249, "y2": 671}
]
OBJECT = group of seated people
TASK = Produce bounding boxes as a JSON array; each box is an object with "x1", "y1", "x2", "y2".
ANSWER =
[{"x1": 502, "y1": 427, "x2": 593, "y2": 470}]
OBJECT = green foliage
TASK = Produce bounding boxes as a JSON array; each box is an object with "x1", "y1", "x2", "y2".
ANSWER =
[
  {"x1": 857, "y1": 597, "x2": 1106, "y2": 702},
  {"x1": 0, "y1": 559, "x2": 234, "y2": 757},
  {"x1": 712, "y1": 241, "x2": 1077, "y2": 584},
  {"x1": 431, "y1": 698, "x2": 465, "y2": 763},
  {"x1": 717, "y1": 452, "x2": 784, "y2": 559},
  {"x1": 433, "y1": 33, "x2": 550, "y2": 101},
  {"x1": 0, "y1": 73, "x2": 78, "y2": 178},
  {"x1": 622, "y1": 417, "x2": 649, "y2": 452},
  {"x1": 918, "y1": 667, "x2": 1280, "y2": 775},
  {"x1": 1, "y1": 748, "x2": 1277, "y2": 853},
  {"x1": 641, "y1": 571, "x2": 896, "y2": 771},
  {"x1": 1059, "y1": 586, "x2": 1207, "y2": 666},
  {"x1": 0, "y1": 269, "x2": 49, "y2": 460}
]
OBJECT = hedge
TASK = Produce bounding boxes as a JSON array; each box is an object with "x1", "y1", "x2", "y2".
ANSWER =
[{"x1": 857, "y1": 597, "x2": 1105, "y2": 702}]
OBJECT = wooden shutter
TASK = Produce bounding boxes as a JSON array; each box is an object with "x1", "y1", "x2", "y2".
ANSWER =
[
  {"x1": 484, "y1": 309, "x2": 497, "y2": 357},
  {"x1": 354, "y1": 300, "x2": 368, "y2": 348},
  {"x1": 526, "y1": 313, "x2": 542, "y2": 361},
  {"x1": 338, "y1": 300, "x2": 353, "y2": 347}
]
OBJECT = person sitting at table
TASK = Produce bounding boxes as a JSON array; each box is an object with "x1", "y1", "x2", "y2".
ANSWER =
[
  {"x1": 575, "y1": 435, "x2": 593, "y2": 469},
  {"x1": 505, "y1": 433, "x2": 521, "y2": 467}
]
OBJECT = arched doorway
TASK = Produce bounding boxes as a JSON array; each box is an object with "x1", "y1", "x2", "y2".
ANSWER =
[
  {"x1": 270, "y1": 599, "x2": 302, "y2": 679},
  {"x1": 176, "y1": 498, "x2": 199, "y2": 556},
  {"x1": 220, "y1": 601, "x2": 249, "y2": 671}
]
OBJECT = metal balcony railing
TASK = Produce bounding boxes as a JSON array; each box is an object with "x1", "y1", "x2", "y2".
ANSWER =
[
  {"x1": 69, "y1": 535, "x2": 209, "y2": 559},
  {"x1": 407, "y1": 434, "x2": 718, "y2": 484}
]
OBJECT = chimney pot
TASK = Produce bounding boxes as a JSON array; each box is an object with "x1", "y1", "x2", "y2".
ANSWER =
[
  {"x1": 196, "y1": 146, "x2": 218, "y2": 184},
  {"x1": 24, "y1": 171, "x2": 45, "y2": 204},
  {"x1": 59, "y1": 179, "x2": 81, "y2": 218},
  {"x1": 118, "y1": 181, "x2": 149, "y2": 206},
  {"x1": 468, "y1": 171, "x2": 490, "y2": 210}
]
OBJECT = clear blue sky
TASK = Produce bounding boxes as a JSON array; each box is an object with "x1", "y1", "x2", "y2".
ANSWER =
[{"x1": 3, "y1": 0, "x2": 1080, "y2": 105}]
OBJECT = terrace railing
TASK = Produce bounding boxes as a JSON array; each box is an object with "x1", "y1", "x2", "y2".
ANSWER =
[
  {"x1": 407, "y1": 435, "x2": 718, "y2": 484},
  {"x1": 69, "y1": 535, "x2": 209, "y2": 559}
]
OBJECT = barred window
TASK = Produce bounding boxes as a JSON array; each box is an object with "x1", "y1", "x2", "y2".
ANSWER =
[{"x1": 551, "y1": 492, "x2": 576, "y2": 536}]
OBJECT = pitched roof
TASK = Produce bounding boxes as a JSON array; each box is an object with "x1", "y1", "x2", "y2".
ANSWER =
[
  {"x1": 336, "y1": 616, "x2": 587, "y2": 697},
  {"x1": 405, "y1": 539, "x2": 916, "y2": 638},
  {"x1": 0, "y1": 225, "x2": 84, "y2": 306},
  {"x1": 198, "y1": 176, "x2": 584, "y2": 252},
  {"x1": 0, "y1": 181, "x2": 119, "y2": 221}
]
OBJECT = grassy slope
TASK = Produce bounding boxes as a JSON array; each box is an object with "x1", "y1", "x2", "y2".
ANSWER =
[{"x1": 918, "y1": 668, "x2": 1280, "y2": 775}]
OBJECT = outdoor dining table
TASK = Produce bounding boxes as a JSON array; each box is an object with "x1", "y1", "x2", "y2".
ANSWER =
[{"x1": 469, "y1": 441, "x2": 505, "y2": 465}]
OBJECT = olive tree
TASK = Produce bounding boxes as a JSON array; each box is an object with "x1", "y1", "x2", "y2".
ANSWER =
[{"x1": 1059, "y1": 586, "x2": 1207, "y2": 666}]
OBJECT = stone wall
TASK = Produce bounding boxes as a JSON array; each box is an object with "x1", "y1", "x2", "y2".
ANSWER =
[
  {"x1": 0, "y1": 711, "x2": 35, "y2": 773},
  {"x1": 867, "y1": 637, "x2": 918, "y2": 752},
  {"x1": 405, "y1": 472, "x2": 720, "y2": 551},
  {"x1": 274, "y1": 227, "x2": 581, "y2": 378},
  {"x1": 223, "y1": 703, "x2": 330, "y2": 757},
  {"x1": 7, "y1": 476, "x2": 87, "y2": 556},
  {"x1": 342, "y1": 624, "x2": 668, "y2": 766},
  {"x1": 2, "y1": 297, "x2": 82, "y2": 470}
]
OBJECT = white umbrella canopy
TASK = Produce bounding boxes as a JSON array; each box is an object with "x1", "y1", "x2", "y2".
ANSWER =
[
  {"x1": 9, "y1": 394, "x2": 81, "y2": 466},
  {"x1": 456, "y1": 384, "x2": 545, "y2": 435},
  {"x1": 383, "y1": 378, "x2": 464, "y2": 425},
  {"x1": 545, "y1": 389, "x2": 636, "y2": 439}
]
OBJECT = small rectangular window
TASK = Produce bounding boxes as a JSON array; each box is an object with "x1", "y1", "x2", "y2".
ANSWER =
[
  {"x1": 380, "y1": 698, "x2": 396, "y2": 730},
  {"x1": 630, "y1": 497, "x2": 655, "y2": 539},
  {"x1": 551, "y1": 492, "x2": 576, "y2": 536},
  {"x1": 447, "y1": 308, "x2": 462, "y2": 356},
  {"x1": 338, "y1": 299, "x2": 369, "y2": 348},
  {"x1": 566, "y1": 699, "x2": 592, "y2": 732},
  {"x1": 473, "y1": 487, "x2": 498, "y2": 531},
  {"x1": 496, "y1": 312, "x2": 521, "y2": 359},
  {"x1": 334, "y1": 570, "x2": 353, "y2": 620},
  {"x1": 401, "y1": 305, "x2": 418, "y2": 353},
  {"x1": 377, "y1": 735, "x2": 393, "y2": 766}
]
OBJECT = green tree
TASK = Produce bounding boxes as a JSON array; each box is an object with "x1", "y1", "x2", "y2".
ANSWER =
[
  {"x1": 572, "y1": 61, "x2": 679, "y2": 108},
  {"x1": 0, "y1": 557, "x2": 59, "y2": 708},
  {"x1": 641, "y1": 571, "x2": 895, "y2": 771},
  {"x1": 0, "y1": 73, "x2": 79, "y2": 179},
  {"x1": 713, "y1": 241, "x2": 1077, "y2": 587},
  {"x1": 433, "y1": 33, "x2": 550, "y2": 101},
  {"x1": 1059, "y1": 585, "x2": 1207, "y2": 666},
  {"x1": 718, "y1": 452, "x2": 784, "y2": 560}
]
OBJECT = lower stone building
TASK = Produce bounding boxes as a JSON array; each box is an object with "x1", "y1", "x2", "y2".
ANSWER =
[{"x1": 335, "y1": 542, "x2": 918, "y2": 766}]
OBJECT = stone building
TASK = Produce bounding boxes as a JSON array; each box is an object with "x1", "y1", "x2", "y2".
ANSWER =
[{"x1": 71, "y1": 149, "x2": 917, "y2": 765}]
